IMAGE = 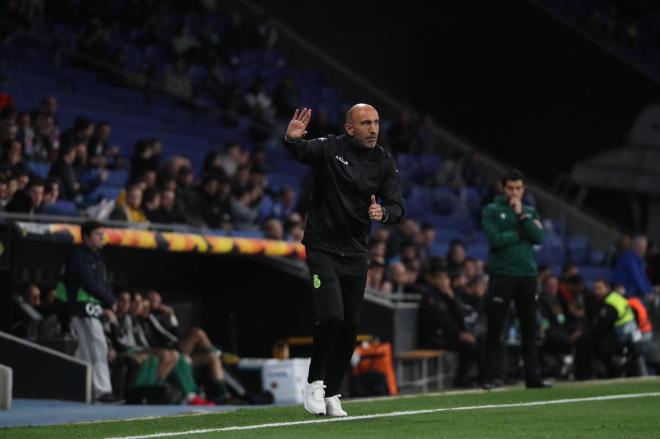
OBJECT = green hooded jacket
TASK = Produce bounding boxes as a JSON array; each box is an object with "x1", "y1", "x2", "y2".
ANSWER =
[{"x1": 481, "y1": 195, "x2": 544, "y2": 276}]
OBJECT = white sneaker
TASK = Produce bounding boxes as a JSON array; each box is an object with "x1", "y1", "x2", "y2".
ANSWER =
[
  {"x1": 324, "y1": 394, "x2": 347, "y2": 417},
  {"x1": 302, "y1": 381, "x2": 326, "y2": 415}
]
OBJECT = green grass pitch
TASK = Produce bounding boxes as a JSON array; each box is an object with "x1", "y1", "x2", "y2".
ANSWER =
[{"x1": 3, "y1": 377, "x2": 660, "y2": 438}]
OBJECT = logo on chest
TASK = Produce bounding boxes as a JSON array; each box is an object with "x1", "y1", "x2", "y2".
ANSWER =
[
  {"x1": 500, "y1": 213, "x2": 506, "y2": 220},
  {"x1": 335, "y1": 155, "x2": 349, "y2": 166}
]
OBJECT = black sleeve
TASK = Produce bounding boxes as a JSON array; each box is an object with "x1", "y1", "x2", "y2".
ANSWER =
[
  {"x1": 379, "y1": 153, "x2": 405, "y2": 224},
  {"x1": 591, "y1": 304, "x2": 618, "y2": 338},
  {"x1": 68, "y1": 251, "x2": 115, "y2": 308},
  {"x1": 419, "y1": 294, "x2": 462, "y2": 340},
  {"x1": 282, "y1": 136, "x2": 327, "y2": 165}
]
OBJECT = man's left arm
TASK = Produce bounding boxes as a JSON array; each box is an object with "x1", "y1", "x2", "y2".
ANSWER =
[
  {"x1": 520, "y1": 209, "x2": 544, "y2": 245},
  {"x1": 377, "y1": 156, "x2": 405, "y2": 224}
]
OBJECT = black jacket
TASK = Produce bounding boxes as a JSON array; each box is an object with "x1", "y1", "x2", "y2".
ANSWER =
[
  {"x1": 63, "y1": 246, "x2": 115, "y2": 317},
  {"x1": 283, "y1": 134, "x2": 404, "y2": 256},
  {"x1": 418, "y1": 288, "x2": 467, "y2": 348}
]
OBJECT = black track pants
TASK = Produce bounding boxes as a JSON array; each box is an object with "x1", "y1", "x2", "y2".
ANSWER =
[{"x1": 305, "y1": 250, "x2": 367, "y2": 396}]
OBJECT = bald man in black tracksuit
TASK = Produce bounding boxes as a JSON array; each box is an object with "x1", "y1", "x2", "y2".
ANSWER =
[{"x1": 284, "y1": 105, "x2": 404, "y2": 416}]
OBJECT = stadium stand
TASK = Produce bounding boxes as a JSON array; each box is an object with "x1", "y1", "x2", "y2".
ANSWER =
[{"x1": 0, "y1": 0, "x2": 658, "y2": 400}]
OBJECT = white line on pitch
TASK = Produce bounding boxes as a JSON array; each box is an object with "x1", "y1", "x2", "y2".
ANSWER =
[{"x1": 105, "y1": 391, "x2": 660, "y2": 439}]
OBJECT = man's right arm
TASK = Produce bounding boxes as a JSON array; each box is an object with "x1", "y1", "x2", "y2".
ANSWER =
[
  {"x1": 282, "y1": 136, "x2": 326, "y2": 165},
  {"x1": 482, "y1": 205, "x2": 520, "y2": 250}
]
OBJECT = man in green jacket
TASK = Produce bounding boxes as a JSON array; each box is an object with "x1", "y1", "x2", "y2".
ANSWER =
[{"x1": 482, "y1": 169, "x2": 550, "y2": 389}]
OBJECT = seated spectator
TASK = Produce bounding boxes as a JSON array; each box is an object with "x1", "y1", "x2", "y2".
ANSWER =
[
  {"x1": 382, "y1": 262, "x2": 412, "y2": 294},
  {"x1": 40, "y1": 177, "x2": 61, "y2": 211},
  {"x1": 15, "y1": 169, "x2": 29, "y2": 191},
  {"x1": 231, "y1": 163, "x2": 254, "y2": 192},
  {"x1": 268, "y1": 185, "x2": 297, "y2": 222},
  {"x1": 195, "y1": 174, "x2": 227, "y2": 229},
  {"x1": 141, "y1": 187, "x2": 161, "y2": 221},
  {"x1": 611, "y1": 235, "x2": 657, "y2": 301},
  {"x1": 123, "y1": 292, "x2": 217, "y2": 405},
  {"x1": 130, "y1": 139, "x2": 160, "y2": 182},
  {"x1": 386, "y1": 218, "x2": 419, "y2": 259},
  {"x1": 5, "y1": 177, "x2": 44, "y2": 214},
  {"x1": 447, "y1": 240, "x2": 466, "y2": 274},
  {"x1": 49, "y1": 143, "x2": 82, "y2": 201},
  {"x1": 284, "y1": 213, "x2": 304, "y2": 242},
  {"x1": 16, "y1": 112, "x2": 35, "y2": 157},
  {"x1": 245, "y1": 78, "x2": 274, "y2": 119},
  {"x1": 88, "y1": 122, "x2": 125, "y2": 169},
  {"x1": 417, "y1": 269, "x2": 480, "y2": 387},
  {"x1": 0, "y1": 176, "x2": 9, "y2": 210},
  {"x1": 164, "y1": 58, "x2": 193, "y2": 102},
  {"x1": 175, "y1": 166, "x2": 204, "y2": 227},
  {"x1": 109, "y1": 183, "x2": 147, "y2": 223},
  {"x1": 221, "y1": 143, "x2": 246, "y2": 178},
  {"x1": 143, "y1": 291, "x2": 230, "y2": 403},
  {"x1": 171, "y1": 23, "x2": 200, "y2": 61},
  {"x1": 230, "y1": 185, "x2": 260, "y2": 230},
  {"x1": 32, "y1": 112, "x2": 59, "y2": 161},
  {"x1": 0, "y1": 139, "x2": 28, "y2": 177},
  {"x1": 538, "y1": 275, "x2": 574, "y2": 378},
  {"x1": 416, "y1": 222, "x2": 436, "y2": 265},
  {"x1": 60, "y1": 117, "x2": 95, "y2": 154},
  {"x1": 263, "y1": 218, "x2": 284, "y2": 240},
  {"x1": 148, "y1": 188, "x2": 185, "y2": 224},
  {"x1": 201, "y1": 150, "x2": 224, "y2": 180},
  {"x1": 106, "y1": 291, "x2": 179, "y2": 400},
  {"x1": 366, "y1": 258, "x2": 387, "y2": 292},
  {"x1": 558, "y1": 274, "x2": 588, "y2": 332}
]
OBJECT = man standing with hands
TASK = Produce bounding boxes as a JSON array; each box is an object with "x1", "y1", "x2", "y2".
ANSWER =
[
  {"x1": 482, "y1": 170, "x2": 550, "y2": 389},
  {"x1": 283, "y1": 104, "x2": 404, "y2": 416}
]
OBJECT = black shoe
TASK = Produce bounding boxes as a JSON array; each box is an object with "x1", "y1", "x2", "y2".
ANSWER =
[
  {"x1": 482, "y1": 379, "x2": 503, "y2": 390},
  {"x1": 94, "y1": 393, "x2": 125, "y2": 404},
  {"x1": 525, "y1": 378, "x2": 552, "y2": 389}
]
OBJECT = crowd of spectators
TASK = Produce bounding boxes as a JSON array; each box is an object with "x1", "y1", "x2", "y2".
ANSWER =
[{"x1": 371, "y1": 216, "x2": 660, "y2": 386}]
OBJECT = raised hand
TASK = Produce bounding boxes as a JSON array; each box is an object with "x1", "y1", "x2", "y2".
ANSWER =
[
  {"x1": 285, "y1": 108, "x2": 312, "y2": 141},
  {"x1": 368, "y1": 194, "x2": 383, "y2": 222},
  {"x1": 509, "y1": 197, "x2": 523, "y2": 215}
]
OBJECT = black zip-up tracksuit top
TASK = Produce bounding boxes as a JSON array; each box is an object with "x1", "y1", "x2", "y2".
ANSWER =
[{"x1": 284, "y1": 133, "x2": 405, "y2": 257}]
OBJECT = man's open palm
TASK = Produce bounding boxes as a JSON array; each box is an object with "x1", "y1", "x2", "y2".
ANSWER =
[{"x1": 286, "y1": 108, "x2": 312, "y2": 140}]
